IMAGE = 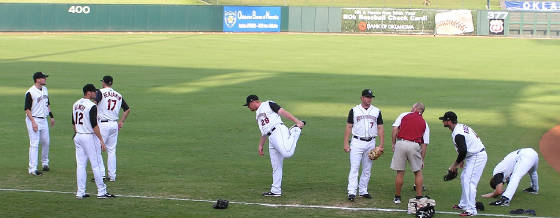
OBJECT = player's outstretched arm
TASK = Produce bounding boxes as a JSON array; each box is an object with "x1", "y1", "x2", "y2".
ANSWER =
[{"x1": 277, "y1": 108, "x2": 304, "y2": 128}]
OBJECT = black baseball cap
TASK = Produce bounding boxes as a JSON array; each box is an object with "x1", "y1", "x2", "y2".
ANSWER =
[
  {"x1": 362, "y1": 89, "x2": 375, "y2": 97},
  {"x1": 439, "y1": 111, "x2": 458, "y2": 122},
  {"x1": 101, "y1": 75, "x2": 113, "y2": 85},
  {"x1": 82, "y1": 84, "x2": 97, "y2": 95},
  {"x1": 33, "y1": 72, "x2": 48, "y2": 81},
  {"x1": 243, "y1": 95, "x2": 259, "y2": 106}
]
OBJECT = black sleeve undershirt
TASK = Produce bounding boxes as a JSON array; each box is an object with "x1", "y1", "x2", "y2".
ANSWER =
[
  {"x1": 454, "y1": 134, "x2": 468, "y2": 163},
  {"x1": 377, "y1": 111, "x2": 384, "y2": 125},
  {"x1": 269, "y1": 102, "x2": 281, "y2": 113},
  {"x1": 24, "y1": 93, "x2": 32, "y2": 111},
  {"x1": 121, "y1": 98, "x2": 130, "y2": 111},
  {"x1": 72, "y1": 111, "x2": 75, "y2": 125},
  {"x1": 95, "y1": 90, "x2": 102, "y2": 103},
  {"x1": 347, "y1": 109, "x2": 354, "y2": 124},
  {"x1": 90, "y1": 106, "x2": 98, "y2": 128}
]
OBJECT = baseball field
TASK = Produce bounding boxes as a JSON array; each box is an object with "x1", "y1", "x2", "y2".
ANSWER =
[{"x1": 0, "y1": 33, "x2": 559, "y2": 217}]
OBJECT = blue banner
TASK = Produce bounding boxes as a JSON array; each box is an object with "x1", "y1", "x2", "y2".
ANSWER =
[
  {"x1": 505, "y1": 1, "x2": 560, "y2": 11},
  {"x1": 223, "y1": 6, "x2": 281, "y2": 32}
]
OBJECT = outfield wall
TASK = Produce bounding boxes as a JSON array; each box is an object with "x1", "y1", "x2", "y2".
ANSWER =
[{"x1": 0, "y1": 3, "x2": 559, "y2": 37}]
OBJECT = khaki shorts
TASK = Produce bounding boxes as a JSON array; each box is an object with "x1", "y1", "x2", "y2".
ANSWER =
[{"x1": 390, "y1": 139, "x2": 423, "y2": 172}]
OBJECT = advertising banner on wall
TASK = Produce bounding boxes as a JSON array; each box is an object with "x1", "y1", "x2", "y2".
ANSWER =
[
  {"x1": 505, "y1": 1, "x2": 560, "y2": 11},
  {"x1": 223, "y1": 6, "x2": 281, "y2": 32},
  {"x1": 434, "y1": 10, "x2": 474, "y2": 35},
  {"x1": 341, "y1": 8, "x2": 435, "y2": 34}
]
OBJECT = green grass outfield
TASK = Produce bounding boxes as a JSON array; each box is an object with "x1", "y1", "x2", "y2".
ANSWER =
[
  {"x1": 0, "y1": 33, "x2": 559, "y2": 217},
  {"x1": 0, "y1": 0, "x2": 503, "y2": 9}
]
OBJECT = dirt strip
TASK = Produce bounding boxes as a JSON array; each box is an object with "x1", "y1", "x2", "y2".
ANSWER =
[{"x1": 539, "y1": 125, "x2": 560, "y2": 172}]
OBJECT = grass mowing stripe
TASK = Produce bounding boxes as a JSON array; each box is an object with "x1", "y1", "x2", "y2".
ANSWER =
[{"x1": 0, "y1": 188, "x2": 553, "y2": 218}]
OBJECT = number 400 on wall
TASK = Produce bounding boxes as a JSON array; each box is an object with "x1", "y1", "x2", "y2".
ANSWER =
[{"x1": 68, "y1": 5, "x2": 90, "y2": 14}]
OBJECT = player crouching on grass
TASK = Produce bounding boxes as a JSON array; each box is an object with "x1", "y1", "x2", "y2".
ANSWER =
[
  {"x1": 244, "y1": 95, "x2": 305, "y2": 197},
  {"x1": 482, "y1": 148, "x2": 539, "y2": 206}
]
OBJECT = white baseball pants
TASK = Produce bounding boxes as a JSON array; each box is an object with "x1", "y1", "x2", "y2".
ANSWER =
[
  {"x1": 347, "y1": 137, "x2": 375, "y2": 196},
  {"x1": 502, "y1": 148, "x2": 539, "y2": 200},
  {"x1": 74, "y1": 133, "x2": 107, "y2": 197},
  {"x1": 97, "y1": 121, "x2": 119, "y2": 180},
  {"x1": 268, "y1": 125, "x2": 301, "y2": 194},
  {"x1": 25, "y1": 117, "x2": 50, "y2": 173},
  {"x1": 459, "y1": 151, "x2": 487, "y2": 215}
]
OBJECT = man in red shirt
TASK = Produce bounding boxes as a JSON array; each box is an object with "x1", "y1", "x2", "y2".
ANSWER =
[{"x1": 390, "y1": 103, "x2": 430, "y2": 204}]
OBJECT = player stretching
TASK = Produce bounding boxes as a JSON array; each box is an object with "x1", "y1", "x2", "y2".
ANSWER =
[
  {"x1": 244, "y1": 95, "x2": 305, "y2": 197},
  {"x1": 94, "y1": 76, "x2": 131, "y2": 182},
  {"x1": 440, "y1": 111, "x2": 487, "y2": 217}
]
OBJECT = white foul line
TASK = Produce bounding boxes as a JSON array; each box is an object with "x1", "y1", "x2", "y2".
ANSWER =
[{"x1": 0, "y1": 188, "x2": 554, "y2": 218}]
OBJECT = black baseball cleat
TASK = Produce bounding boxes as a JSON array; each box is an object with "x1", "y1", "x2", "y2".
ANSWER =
[
  {"x1": 348, "y1": 194, "x2": 356, "y2": 202},
  {"x1": 76, "y1": 194, "x2": 90, "y2": 199},
  {"x1": 359, "y1": 193, "x2": 372, "y2": 199},
  {"x1": 452, "y1": 204, "x2": 463, "y2": 210},
  {"x1": 29, "y1": 170, "x2": 43, "y2": 176},
  {"x1": 42, "y1": 165, "x2": 50, "y2": 172},
  {"x1": 523, "y1": 187, "x2": 538, "y2": 194},
  {"x1": 459, "y1": 211, "x2": 474, "y2": 216},
  {"x1": 489, "y1": 196, "x2": 510, "y2": 206},
  {"x1": 262, "y1": 192, "x2": 281, "y2": 197},
  {"x1": 393, "y1": 195, "x2": 402, "y2": 204},
  {"x1": 97, "y1": 193, "x2": 116, "y2": 199}
]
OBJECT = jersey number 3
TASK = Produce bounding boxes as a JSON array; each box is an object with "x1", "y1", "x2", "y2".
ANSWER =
[{"x1": 107, "y1": 99, "x2": 117, "y2": 111}]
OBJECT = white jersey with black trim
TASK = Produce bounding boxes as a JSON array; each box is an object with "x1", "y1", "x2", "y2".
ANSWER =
[
  {"x1": 97, "y1": 87, "x2": 123, "y2": 121},
  {"x1": 73, "y1": 98, "x2": 96, "y2": 134},
  {"x1": 451, "y1": 123, "x2": 485, "y2": 155},
  {"x1": 351, "y1": 104, "x2": 381, "y2": 138},
  {"x1": 26, "y1": 85, "x2": 49, "y2": 117},
  {"x1": 255, "y1": 101, "x2": 282, "y2": 136}
]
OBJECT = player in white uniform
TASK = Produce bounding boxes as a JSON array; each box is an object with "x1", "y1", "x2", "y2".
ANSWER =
[
  {"x1": 24, "y1": 72, "x2": 55, "y2": 175},
  {"x1": 440, "y1": 111, "x2": 487, "y2": 217},
  {"x1": 482, "y1": 148, "x2": 539, "y2": 206},
  {"x1": 343, "y1": 89, "x2": 384, "y2": 201},
  {"x1": 244, "y1": 95, "x2": 305, "y2": 197},
  {"x1": 72, "y1": 84, "x2": 115, "y2": 199},
  {"x1": 94, "y1": 76, "x2": 131, "y2": 182}
]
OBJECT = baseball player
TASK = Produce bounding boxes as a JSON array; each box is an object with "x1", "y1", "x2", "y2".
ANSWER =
[
  {"x1": 24, "y1": 72, "x2": 55, "y2": 175},
  {"x1": 391, "y1": 102, "x2": 429, "y2": 204},
  {"x1": 72, "y1": 84, "x2": 115, "y2": 199},
  {"x1": 440, "y1": 111, "x2": 487, "y2": 217},
  {"x1": 94, "y1": 76, "x2": 131, "y2": 182},
  {"x1": 343, "y1": 89, "x2": 384, "y2": 202},
  {"x1": 244, "y1": 94, "x2": 305, "y2": 197},
  {"x1": 482, "y1": 148, "x2": 539, "y2": 206}
]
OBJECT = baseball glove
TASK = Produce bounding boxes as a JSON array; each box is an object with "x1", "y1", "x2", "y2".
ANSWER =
[
  {"x1": 443, "y1": 169, "x2": 458, "y2": 181},
  {"x1": 368, "y1": 147, "x2": 383, "y2": 160}
]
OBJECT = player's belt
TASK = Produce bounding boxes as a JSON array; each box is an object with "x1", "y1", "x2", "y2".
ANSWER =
[
  {"x1": 100, "y1": 119, "x2": 117, "y2": 122},
  {"x1": 353, "y1": 136, "x2": 374, "y2": 142},
  {"x1": 398, "y1": 138, "x2": 421, "y2": 144},
  {"x1": 266, "y1": 127, "x2": 277, "y2": 136},
  {"x1": 32, "y1": 116, "x2": 45, "y2": 119}
]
